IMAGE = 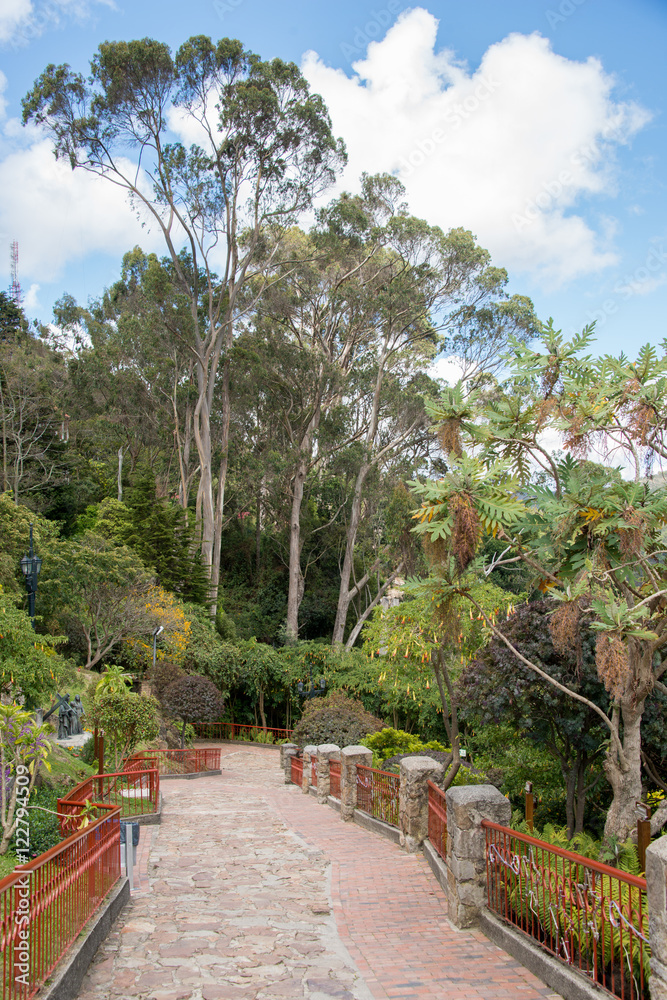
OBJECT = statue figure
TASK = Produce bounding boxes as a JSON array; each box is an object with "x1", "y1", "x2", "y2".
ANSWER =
[
  {"x1": 58, "y1": 694, "x2": 72, "y2": 739},
  {"x1": 72, "y1": 695, "x2": 85, "y2": 736}
]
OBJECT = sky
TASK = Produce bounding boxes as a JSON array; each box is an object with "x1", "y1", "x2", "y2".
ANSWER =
[{"x1": 0, "y1": 0, "x2": 666, "y2": 358}]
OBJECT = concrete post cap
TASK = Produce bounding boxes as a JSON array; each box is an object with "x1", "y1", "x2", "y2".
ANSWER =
[
  {"x1": 399, "y1": 755, "x2": 444, "y2": 775},
  {"x1": 341, "y1": 745, "x2": 372, "y2": 758}
]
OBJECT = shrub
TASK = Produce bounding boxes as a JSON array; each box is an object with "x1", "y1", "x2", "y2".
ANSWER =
[
  {"x1": 361, "y1": 727, "x2": 448, "y2": 767},
  {"x1": 90, "y1": 692, "x2": 160, "y2": 770},
  {"x1": 162, "y1": 675, "x2": 224, "y2": 747},
  {"x1": 291, "y1": 691, "x2": 384, "y2": 748},
  {"x1": 149, "y1": 661, "x2": 186, "y2": 703}
]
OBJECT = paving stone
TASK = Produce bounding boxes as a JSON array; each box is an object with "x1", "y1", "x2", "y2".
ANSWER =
[{"x1": 75, "y1": 745, "x2": 562, "y2": 1000}]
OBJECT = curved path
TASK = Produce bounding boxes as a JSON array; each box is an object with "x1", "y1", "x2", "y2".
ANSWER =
[{"x1": 77, "y1": 746, "x2": 562, "y2": 1000}]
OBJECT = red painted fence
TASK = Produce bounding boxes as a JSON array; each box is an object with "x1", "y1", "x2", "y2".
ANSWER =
[
  {"x1": 193, "y1": 722, "x2": 293, "y2": 743},
  {"x1": 329, "y1": 761, "x2": 341, "y2": 798},
  {"x1": 57, "y1": 768, "x2": 159, "y2": 836},
  {"x1": 483, "y1": 820, "x2": 649, "y2": 1000},
  {"x1": 0, "y1": 804, "x2": 120, "y2": 1000},
  {"x1": 356, "y1": 765, "x2": 400, "y2": 827},
  {"x1": 124, "y1": 748, "x2": 220, "y2": 776},
  {"x1": 427, "y1": 780, "x2": 447, "y2": 859},
  {"x1": 290, "y1": 756, "x2": 303, "y2": 785}
]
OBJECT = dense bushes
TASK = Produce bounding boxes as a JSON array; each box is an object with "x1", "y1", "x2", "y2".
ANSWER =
[
  {"x1": 291, "y1": 691, "x2": 385, "y2": 747},
  {"x1": 163, "y1": 675, "x2": 225, "y2": 747}
]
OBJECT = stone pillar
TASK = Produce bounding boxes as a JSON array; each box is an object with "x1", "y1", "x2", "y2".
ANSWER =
[
  {"x1": 646, "y1": 835, "x2": 667, "y2": 1000},
  {"x1": 302, "y1": 745, "x2": 317, "y2": 794},
  {"x1": 445, "y1": 784, "x2": 511, "y2": 928},
  {"x1": 316, "y1": 744, "x2": 340, "y2": 804},
  {"x1": 340, "y1": 745, "x2": 372, "y2": 821},
  {"x1": 283, "y1": 747, "x2": 299, "y2": 785},
  {"x1": 279, "y1": 742, "x2": 299, "y2": 769},
  {"x1": 399, "y1": 756, "x2": 444, "y2": 852}
]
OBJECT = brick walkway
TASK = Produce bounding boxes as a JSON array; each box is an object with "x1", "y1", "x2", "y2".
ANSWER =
[{"x1": 77, "y1": 746, "x2": 562, "y2": 1000}]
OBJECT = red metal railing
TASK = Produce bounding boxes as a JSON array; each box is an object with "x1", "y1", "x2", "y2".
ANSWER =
[
  {"x1": 356, "y1": 765, "x2": 400, "y2": 827},
  {"x1": 193, "y1": 722, "x2": 293, "y2": 743},
  {"x1": 290, "y1": 756, "x2": 303, "y2": 785},
  {"x1": 329, "y1": 761, "x2": 341, "y2": 798},
  {"x1": 483, "y1": 820, "x2": 649, "y2": 1000},
  {"x1": 427, "y1": 780, "x2": 447, "y2": 859},
  {"x1": 124, "y1": 748, "x2": 220, "y2": 775},
  {"x1": 0, "y1": 804, "x2": 120, "y2": 1000},
  {"x1": 311, "y1": 760, "x2": 317, "y2": 787},
  {"x1": 57, "y1": 768, "x2": 159, "y2": 836}
]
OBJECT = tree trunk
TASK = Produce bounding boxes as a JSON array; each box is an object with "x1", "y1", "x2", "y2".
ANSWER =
[
  {"x1": 258, "y1": 688, "x2": 267, "y2": 730},
  {"x1": 603, "y1": 702, "x2": 644, "y2": 841},
  {"x1": 210, "y1": 354, "x2": 232, "y2": 617},
  {"x1": 286, "y1": 452, "x2": 308, "y2": 643},
  {"x1": 332, "y1": 461, "x2": 370, "y2": 644},
  {"x1": 117, "y1": 446, "x2": 124, "y2": 501}
]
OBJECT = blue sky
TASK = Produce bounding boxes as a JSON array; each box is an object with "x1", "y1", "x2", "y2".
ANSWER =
[{"x1": 0, "y1": 0, "x2": 666, "y2": 358}]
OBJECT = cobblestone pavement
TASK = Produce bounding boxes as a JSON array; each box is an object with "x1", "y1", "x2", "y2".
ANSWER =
[{"x1": 77, "y1": 746, "x2": 562, "y2": 1000}]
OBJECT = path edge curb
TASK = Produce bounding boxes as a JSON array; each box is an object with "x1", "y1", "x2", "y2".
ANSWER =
[
  {"x1": 160, "y1": 768, "x2": 222, "y2": 781},
  {"x1": 478, "y1": 910, "x2": 612, "y2": 1000},
  {"x1": 38, "y1": 876, "x2": 130, "y2": 1000}
]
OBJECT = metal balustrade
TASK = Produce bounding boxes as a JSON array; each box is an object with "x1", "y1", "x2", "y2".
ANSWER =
[{"x1": 483, "y1": 820, "x2": 649, "y2": 1000}]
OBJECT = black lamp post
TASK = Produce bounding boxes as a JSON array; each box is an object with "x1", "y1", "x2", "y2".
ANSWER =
[
  {"x1": 20, "y1": 524, "x2": 42, "y2": 630},
  {"x1": 297, "y1": 665, "x2": 326, "y2": 700}
]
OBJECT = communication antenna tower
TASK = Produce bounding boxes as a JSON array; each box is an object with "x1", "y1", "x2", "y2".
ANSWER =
[{"x1": 10, "y1": 240, "x2": 22, "y2": 306}]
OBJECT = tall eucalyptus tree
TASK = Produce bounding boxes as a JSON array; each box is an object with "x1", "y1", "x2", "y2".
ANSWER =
[{"x1": 24, "y1": 36, "x2": 345, "y2": 612}]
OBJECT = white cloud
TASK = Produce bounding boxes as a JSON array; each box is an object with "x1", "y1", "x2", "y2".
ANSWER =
[
  {"x1": 23, "y1": 282, "x2": 40, "y2": 310},
  {"x1": 0, "y1": 136, "x2": 163, "y2": 282},
  {"x1": 0, "y1": 0, "x2": 114, "y2": 48},
  {"x1": 0, "y1": 0, "x2": 32, "y2": 44},
  {"x1": 302, "y1": 8, "x2": 651, "y2": 287}
]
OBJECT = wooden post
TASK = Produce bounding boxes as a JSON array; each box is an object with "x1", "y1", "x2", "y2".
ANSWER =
[
  {"x1": 525, "y1": 781, "x2": 534, "y2": 832},
  {"x1": 637, "y1": 802, "x2": 651, "y2": 872},
  {"x1": 97, "y1": 733, "x2": 105, "y2": 776}
]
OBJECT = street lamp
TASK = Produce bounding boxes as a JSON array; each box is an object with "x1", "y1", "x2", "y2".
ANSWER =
[
  {"x1": 297, "y1": 665, "x2": 326, "y2": 700},
  {"x1": 152, "y1": 625, "x2": 164, "y2": 673},
  {"x1": 20, "y1": 524, "x2": 42, "y2": 630}
]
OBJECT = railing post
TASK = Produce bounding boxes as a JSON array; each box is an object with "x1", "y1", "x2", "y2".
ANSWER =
[
  {"x1": 646, "y1": 835, "x2": 667, "y2": 1000},
  {"x1": 302, "y1": 745, "x2": 317, "y2": 794},
  {"x1": 284, "y1": 747, "x2": 299, "y2": 784},
  {"x1": 280, "y1": 742, "x2": 299, "y2": 784},
  {"x1": 340, "y1": 746, "x2": 372, "y2": 821},
  {"x1": 316, "y1": 744, "x2": 340, "y2": 804},
  {"x1": 399, "y1": 756, "x2": 443, "y2": 852},
  {"x1": 445, "y1": 785, "x2": 511, "y2": 929}
]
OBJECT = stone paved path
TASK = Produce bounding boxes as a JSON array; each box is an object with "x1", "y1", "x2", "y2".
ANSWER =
[{"x1": 77, "y1": 746, "x2": 562, "y2": 1000}]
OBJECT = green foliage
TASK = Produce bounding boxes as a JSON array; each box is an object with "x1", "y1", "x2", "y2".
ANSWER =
[
  {"x1": 90, "y1": 692, "x2": 160, "y2": 770},
  {"x1": 41, "y1": 533, "x2": 156, "y2": 669},
  {"x1": 123, "y1": 468, "x2": 209, "y2": 604},
  {"x1": 360, "y1": 728, "x2": 448, "y2": 767},
  {"x1": 291, "y1": 690, "x2": 385, "y2": 748},
  {"x1": 95, "y1": 664, "x2": 132, "y2": 698},
  {"x1": 15, "y1": 786, "x2": 61, "y2": 859},
  {"x1": 0, "y1": 495, "x2": 59, "y2": 598},
  {"x1": 181, "y1": 601, "x2": 240, "y2": 691},
  {"x1": 0, "y1": 585, "x2": 65, "y2": 706},
  {"x1": 467, "y1": 723, "x2": 569, "y2": 829}
]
